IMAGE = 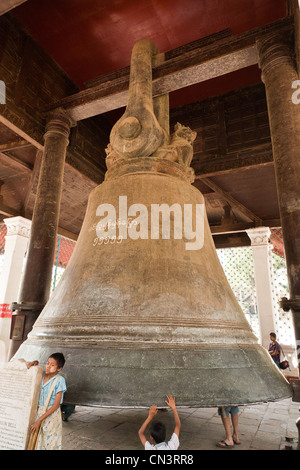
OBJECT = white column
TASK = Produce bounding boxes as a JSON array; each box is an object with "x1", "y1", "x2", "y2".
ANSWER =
[
  {"x1": 0, "y1": 217, "x2": 31, "y2": 362},
  {"x1": 246, "y1": 227, "x2": 277, "y2": 349}
]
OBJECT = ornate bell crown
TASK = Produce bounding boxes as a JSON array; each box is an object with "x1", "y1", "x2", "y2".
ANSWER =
[{"x1": 105, "y1": 39, "x2": 196, "y2": 183}]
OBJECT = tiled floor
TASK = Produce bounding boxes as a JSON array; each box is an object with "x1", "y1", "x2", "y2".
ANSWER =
[{"x1": 61, "y1": 398, "x2": 300, "y2": 451}]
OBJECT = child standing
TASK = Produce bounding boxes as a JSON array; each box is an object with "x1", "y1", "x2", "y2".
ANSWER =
[
  {"x1": 138, "y1": 395, "x2": 181, "y2": 450},
  {"x1": 27, "y1": 352, "x2": 67, "y2": 450}
]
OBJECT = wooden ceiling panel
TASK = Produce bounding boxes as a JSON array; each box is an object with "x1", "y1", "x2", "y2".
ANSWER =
[
  {"x1": 209, "y1": 165, "x2": 280, "y2": 221},
  {"x1": 0, "y1": 161, "x2": 22, "y2": 181},
  {"x1": 1, "y1": 174, "x2": 31, "y2": 210},
  {"x1": 59, "y1": 165, "x2": 97, "y2": 234},
  {"x1": 0, "y1": 121, "x2": 25, "y2": 145},
  {"x1": 14, "y1": 0, "x2": 286, "y2": 93},
  {"x1": 6, "y1": 144, "x2": 37, "y2": 166}
]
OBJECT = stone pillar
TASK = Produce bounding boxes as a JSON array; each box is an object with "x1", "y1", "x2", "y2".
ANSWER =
[
  {"x1": 8, "y1": 108, "x2": 75, "y2": 359},
  {"x1": 0, "y1": 217, "x2": 31, "y2": 362},
  {"x1": 257, "y1": 32, "x2": 300, "y2": 373},
  {"x1": 246, "y1": 227, "x2": 277, "y2": 348}
]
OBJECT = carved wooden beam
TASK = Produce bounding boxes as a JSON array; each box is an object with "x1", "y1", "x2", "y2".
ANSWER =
[
  {"x1": 210, "y1": 218, "x2": 281, "y2": 235},
  {"x1": 48, "y1": 17, "x2": 293, "y2": 121}
]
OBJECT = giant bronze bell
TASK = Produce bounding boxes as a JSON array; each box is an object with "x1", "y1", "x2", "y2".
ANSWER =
[{"x1": 14, "y1": 40, "x2": 291, "y2": 407}]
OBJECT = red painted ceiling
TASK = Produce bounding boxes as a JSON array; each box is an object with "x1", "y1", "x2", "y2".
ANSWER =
[{"x1": 14, "y1": 0, "x2": 287, "y2": 107}]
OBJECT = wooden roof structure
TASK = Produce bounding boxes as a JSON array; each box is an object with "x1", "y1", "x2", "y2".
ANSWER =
[{"x1": 0, "y1": 0, "x2": 296, "y2": 249}]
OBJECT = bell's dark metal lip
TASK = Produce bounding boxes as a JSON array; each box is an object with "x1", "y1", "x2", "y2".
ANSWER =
[{"x1": 14, "y1": 342, "x2": 292, "y2": 409}]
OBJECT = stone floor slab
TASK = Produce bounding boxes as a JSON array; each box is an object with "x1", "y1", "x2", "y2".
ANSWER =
[{"x1": 61, "y1": 398, "x2": 300, "y2": 451}]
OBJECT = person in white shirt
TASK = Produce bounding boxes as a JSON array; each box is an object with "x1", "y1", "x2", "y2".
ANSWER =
[{"x1": 138, "y1": 395, "x2": 181, "y2": 450}]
